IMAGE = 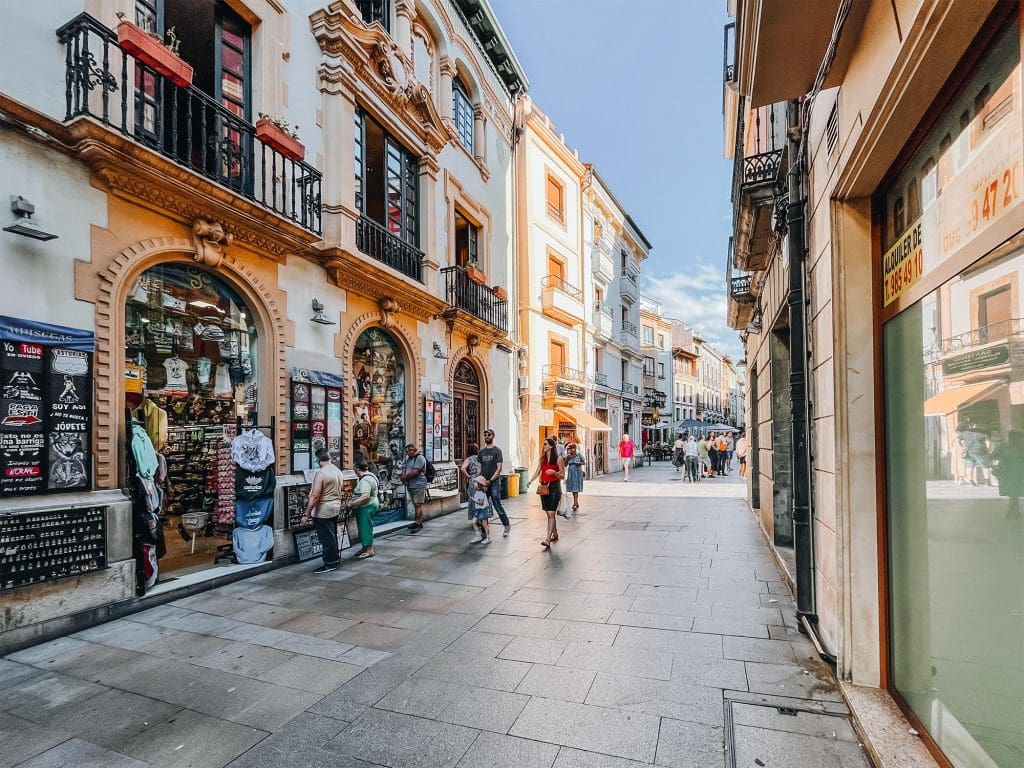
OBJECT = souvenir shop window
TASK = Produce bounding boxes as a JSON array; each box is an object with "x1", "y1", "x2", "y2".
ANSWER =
[{"x1": 351, "y1": 328, "x2": 407, "y2": 523}]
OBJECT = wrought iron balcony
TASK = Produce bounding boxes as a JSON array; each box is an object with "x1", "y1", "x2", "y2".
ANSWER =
[
  {"x1": 743, "y1": 150, "x2": 784, "y2": 185},
  {"x1": 730, "y1": 274, "x2": 754, "y2": 300},
  {"x1": 594, "y1": 372, "x2": 609, "y2": 387},
  {"x1": 356, "y1": 216, "x2": 424, "y2": 281},
  {"x1": 596, "y1": 302, "x2": 614, "y2": 318},
  {"x1": 57, "y1": 14, "x2": 322, "y2": 235},
  {"x1": 622, "y1": 320, "x2": 638, "y2": 336},
  {"x1": 441, "y1": 266, "x2": 507, "y2": 332},
  {"x1": 541, "y1": 275, "x2": 583, "y2": 301},
  {"x1": 621, "y1": 382, "x2": 639, "y2": 395},
  {"x1": 941, "y1": 318, "x2": 1023, "y2": 354},
  {"x1": 543, "y1": 364, "x2": 586, "y2": 383}
]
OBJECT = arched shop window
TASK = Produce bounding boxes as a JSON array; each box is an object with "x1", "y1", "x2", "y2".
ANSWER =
[
  {"x1": 351, "y1": 327, "x2": 408, "y2": 523},
  {"x1": 124, "y1": 263, "x2": 260, "y2": 574}
]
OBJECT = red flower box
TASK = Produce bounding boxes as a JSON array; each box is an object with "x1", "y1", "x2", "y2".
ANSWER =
[
  {"x1": 117, "y1": 21, "x2": 193, "y2": 88},
  {"x1": 466, "y1": 266, "x2": 487, "y2": 285},
  {"x1": 256, "y1": 118, "x2": 305, "y2": 162},
  {"x1": 492, "y1": 285, "x2": 508, "y2": 300}
]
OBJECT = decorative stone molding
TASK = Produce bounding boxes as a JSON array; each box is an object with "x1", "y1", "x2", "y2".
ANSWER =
[
  {"x1": 445, "y1": 348, "x2": 491, "y2": 428},
  {"x1": 379, "y1": 296, "x2": 400, "y2": 327},
  {"x1": 77, "y1": 237, "x2": 291, "y2": 489},
  {"x1": 191, "y1": 219, "x2": 233, "y2": 268}
]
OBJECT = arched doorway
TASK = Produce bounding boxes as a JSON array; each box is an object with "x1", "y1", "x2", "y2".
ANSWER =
[
  {"x1": 453, "y1": 359, "x2": 481, "y2": 501},
  {"x1": 351, "y1": 327, "x2": 408, "y2": 523}
]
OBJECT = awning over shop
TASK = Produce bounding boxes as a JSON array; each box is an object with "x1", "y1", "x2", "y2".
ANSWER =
[
  {"x1": 923, "y1": 382, "x2": 1002, "y2": 415},
  {"x1": 555, "y1": 408, "x2": 612, "y2": 432}
]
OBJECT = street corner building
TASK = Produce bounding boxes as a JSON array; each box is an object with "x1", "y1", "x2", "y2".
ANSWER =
[
  {"x1": 725, "y1": 1, "x2": 1024, "y2": 767},
  {"x1": 0, "y1": 0, "x2": 527, "y2": 652}
]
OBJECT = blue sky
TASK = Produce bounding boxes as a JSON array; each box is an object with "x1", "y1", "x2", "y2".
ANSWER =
[{"x1": 489, "y1": 0, "x2": 738, "y2": 356}]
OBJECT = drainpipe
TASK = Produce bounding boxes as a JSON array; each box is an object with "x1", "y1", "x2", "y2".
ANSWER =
[{"x1": 784, "y1": 99, "x2": 817, "y2": 621}]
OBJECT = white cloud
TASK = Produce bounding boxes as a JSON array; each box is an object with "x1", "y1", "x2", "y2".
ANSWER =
[{"x1": 640, "y1": 262, "x2": 745, "y2": 360}]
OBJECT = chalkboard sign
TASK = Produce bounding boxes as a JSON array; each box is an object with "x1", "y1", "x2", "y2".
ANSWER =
[
  {"x1": 285, "y1": 477, "x2": 357, "y2": 530},
  {"x1": 1, "y1": 507, "x2": 106, "y2": 590},
  {"x1": 293, "y1": 521, "x2": 350, "y2": 562},
  {"x1": 0, "y1": 316, "x2": 94, "y2": 497}
]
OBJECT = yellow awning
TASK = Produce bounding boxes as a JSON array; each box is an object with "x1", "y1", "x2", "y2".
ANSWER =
[
  {"x1": 923, "y1": 382, "x2": 1001, "y2": 415},
  {"x1": 555, "y1": 408, "x2": 612, "y2": 432}
]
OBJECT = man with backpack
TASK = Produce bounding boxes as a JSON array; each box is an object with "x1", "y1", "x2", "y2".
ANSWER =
[{"x1": 400, "y1": 443, "x2": 430, "y2": 533}]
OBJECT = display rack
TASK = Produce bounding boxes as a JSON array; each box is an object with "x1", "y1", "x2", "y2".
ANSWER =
[{"x1": 0, "y1": 507, "x2": 106, "y2": 590}]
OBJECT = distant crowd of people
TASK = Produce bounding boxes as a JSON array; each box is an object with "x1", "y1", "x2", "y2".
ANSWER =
[{"x1": 669, "y1": 430, "x2": 748, "y2": 482}]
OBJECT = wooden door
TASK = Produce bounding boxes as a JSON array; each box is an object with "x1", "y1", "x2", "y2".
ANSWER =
[{"x1": 453, "y1": 360, "x2": 481, "y2": 501}]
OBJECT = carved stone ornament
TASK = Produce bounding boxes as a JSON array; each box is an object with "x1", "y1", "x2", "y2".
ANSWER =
[
  {"x1": 466, "y1": 333, "x2": 480, "y2": 352},
  {"x1": 191, "y1": 218, "x2": 233, "y2": 268},
  {"x1": 379, "y1": 296, "x2": 399, "y2": 327}
]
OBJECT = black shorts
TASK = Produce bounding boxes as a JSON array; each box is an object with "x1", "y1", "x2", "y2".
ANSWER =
[{"x1": 739, "y1": 456, "x2": 747, "y2": 466}]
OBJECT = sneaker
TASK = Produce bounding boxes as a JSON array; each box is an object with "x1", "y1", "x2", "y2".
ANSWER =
[
  {"x1": 503, "y1": 524, "x2": 510, "y2": 538},
  {"x1": 481, "y1": 537, "x2": 492, "y2": 545},
  {"x1": 470, "y1": 535, "x2": 484, "y2": 544},
  {"x1": 409, "y1": 523, "x2": 421, "y2": 534},
  {"x1": 313, "y1": 564, "x2": 337, "y2": 574}
]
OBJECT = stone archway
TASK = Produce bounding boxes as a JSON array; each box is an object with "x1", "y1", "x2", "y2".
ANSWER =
[{"x1": 77, "y1": 237, "x2": 290, "y2": 488}]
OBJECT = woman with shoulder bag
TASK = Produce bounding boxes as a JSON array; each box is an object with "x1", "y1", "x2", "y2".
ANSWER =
[{"x1": 530, "y1": 436, "x2": 565, "y2": 548}]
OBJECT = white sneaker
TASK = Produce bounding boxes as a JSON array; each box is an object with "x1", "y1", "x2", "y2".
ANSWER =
[
  {"x1": 470, "y1": 535, "x2": 484, "y2": 544},
  {"x1": 503, "y1": 525, "x2": 510, "y2": 538},
  {"x1": 481, "y1": 537, "x2": 492, "y2": 545}
]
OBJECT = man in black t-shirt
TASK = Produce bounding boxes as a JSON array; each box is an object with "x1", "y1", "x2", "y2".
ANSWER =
[{"x1": 477, "y1": 429, "x2": 510, "y2": 537}]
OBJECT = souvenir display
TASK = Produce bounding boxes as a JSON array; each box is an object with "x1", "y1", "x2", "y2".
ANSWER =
[
  {"x1": 0, "y1": 316, "x2": 94, "y2": 497},
  {"x1": 0, "y1": 507, "x2": 106, "y2": 590},
  {"x1": 124, "y1": 265, "x2": 260, "y2": 577},
  {"x1": 423, "y1": 396, "x2": 451, "y2": 463},
  {"x1": 351, "y1": 329, "x2": 406, "y2": 523},
  {"x1": 289, "y1": 368, "x2": 344, "y2": 473}
]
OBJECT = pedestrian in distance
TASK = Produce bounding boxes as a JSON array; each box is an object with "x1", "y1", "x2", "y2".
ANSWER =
[
  {"x1": 698, "y1": 434, "x2": 712, "y2": 477},
  {"x1": 716, "y1": 433, "x2": 729, "y2": 474},
  {"x1": 726, "y1": 432, "x2": 736, "y2": 471},
  {"x1": 684, "y1": 433, "x2": 700, "y2": 482},
  {"x1": 708, "y1": 432, "x2": 720, "y2": 477},
  {"x1": 735, "y1": 431, "x2": 749, "y2": 478},
  {"x1": 478, "y1": 429, "x2": 511, "y2": 537},
  {"x1": 618, "y1": 432, "x2": 635, "y2": 481},
  {"x1": 564, "y1": 442, "x2": 585, "y2": 511},
  {"x1": 461, "y1": 442, "x2": 485, "y2": 535},
  {"x1": 530, "y1": 436, "x2": 565, "y2": 548},
  {"x1": 469, "y1": 476, "x2": 493, "y2": 544},
  {"x1": 346, "y1": 460, "x2": 379, "y2": 559},
  {"x1": 400, "y1": 443, "x2": 428, "y2": 533},
  {"x1": 302, "y1": 449, "x2": 344, "y2": 574},
  {"x1": 673, "y1": 434, "x2": 685, "y2": 473}
]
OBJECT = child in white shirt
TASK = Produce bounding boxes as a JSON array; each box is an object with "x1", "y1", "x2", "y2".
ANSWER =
[{"x1": 470, "y1": 476, "x2": 492, "y2": 545}]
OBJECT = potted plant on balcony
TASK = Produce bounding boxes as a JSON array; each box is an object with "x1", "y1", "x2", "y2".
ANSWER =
[
  {"x1": 464, "y1": 259, "x2": 487, "y2": 285},
  {"x1": 255, "y1": 114, "x2": 305, "y2": 162},
  {"x1": 115, "y1": 14, "x2": 193, "y2": 88},
  {"x1": 492, "y1": 285, "x2": 508, "y2": 300}
]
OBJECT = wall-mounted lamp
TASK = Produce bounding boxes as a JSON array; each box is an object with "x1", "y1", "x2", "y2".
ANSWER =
[
  {"x1": 432, "y1": 342, "x2": 448, "y2": 360},
  {"x1": 3, "y1": 196, "x2": 58, "y2": 241},
  {"x1": 310, "y1": 298, "x2": 335, "y2": 325}
]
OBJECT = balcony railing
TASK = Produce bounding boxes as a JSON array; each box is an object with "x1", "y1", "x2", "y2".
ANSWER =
[
  {"x1": 596, "y1": 302, "x2": 614, "y2": 318},
  {"x1": 941, "y1": 318, "x2": 1023, "y2": 353},
  {"x1": 622, "y1": 320, "x2": 638, "y2": 336},
  {"x1": 441, "y1": 266, "x2": 507, "y2": 332},
  {"x1": 594, "y1": 372, "x2": 609, "y2": 387},
  {"x1": 621, "y1": 382, "x2": 639, "y2": 395},
  {"x1": 744, "y1": 151, "x2": 784, "y2": 185},
  {"x1": 547, "y1": 202, "x2": 565, "y2": 224},
  {"x1": 543, "y1": 364, "x2": 586, "y2": 383},
  {"x1": 541, "y1": 274, "x2": 583, "y2": 301},
  {"x1": 57, "y1": 14, "x2": 322, "y2": 235},
  {"x1": 730, "y1": 274, "x2": 753, "y2": 298},
  {"x1": 356, "y1": 216, "x2": 424, "y2": 281}
]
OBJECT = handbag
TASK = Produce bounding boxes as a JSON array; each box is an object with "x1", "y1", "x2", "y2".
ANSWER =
[{"x1": 536, "y1": 482, "x2": 550, "y2": 496}]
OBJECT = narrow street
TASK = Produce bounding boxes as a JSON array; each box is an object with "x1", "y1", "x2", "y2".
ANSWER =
[{"x1": 1, "y1": 464, "x2": 871, "y2": 768}]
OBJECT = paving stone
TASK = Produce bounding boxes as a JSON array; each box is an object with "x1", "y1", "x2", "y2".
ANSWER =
[
  {"x1": 0, "y1": 713, "x2": 71, "y2": 768},
  {"x1": 416, "y1": 650, "x2": 532, "y2": 692},
  {"x1": 628, "y1": 597, "x2": 703, "y2": 618},
  {"x1": 258, "y1": 654, "x2": 363, "y2": 694},
  {"x1": 438, "y1": 685, "x2": 531, "y2": 733},
  {"x1": 191, "y1": 641, "x2": 295, "y2": 677},
  {"x1": 493, "y1": 600, "x2": 556, "y2": 618},
  {"x1": 732, "y1": 724, "x2": 871, "y2": 768},
  {"x1": 498, "y1": 636, "x2": 568, "y2": 664},
  {"x1": 0, "y1": 659, "x2": 47, "y2": 690},
  {"x1": 554, "y1": 621, "x2": 620, "y2": 646},
  {"x1": 613, "y1": 626, "x2": 723, "y2": 658},
  {"x1": 546, "y1": 602, "x2": 613, "y2": 623},
  {"x1": 473, "y1": 614, "x2": 566, "y2": 639},
  {"x1": 654, "y1": 718, "x2": 725, "y2": 768},
  {"x1": 340, "y1": 645, "x2": 392, "y2": 666},
  {"x1": 445, "y1": 631, "x2": 515, "y2": 658},
  {"x1": 509, "y1": 697, "x2": 659, "y2": 763},
  {"x1": 375, "y1": 677, "x2": 459, "y2": 719},
  {"x1": 744, "y1": 661, "x2": 844, "y2": 702},
  {"x1": 551, "y1": 747, "x2": 648, "y2": 768},
  {"x1": 14, "y1": 738, "x2": 154, "y2": 767},
  {"x1": 4, "y1": 671, "x2": 107, "y2": 715},
  {"x1": 557, "y1": 642, "x2": 671, "y2": 680},
  {"x1": 514, "y1": 664, "x2": 596, "y2": 703},
  {"x1": 114, "y1": 708, "x2": 266, "y2": 768},
  {"x1": 6, "y1": 636, "x2": 91, "y2": 666},
  {"x1": 335, "y1": 708, "x2": 479, "y2": 768},
  {"x1": 690, "y1": 618, "x2": 770, "y2": 639},
  {"x1": 606, "y1": 610, "x2": 695, "y2": 632},
  {"x1": 585, "y1": 671, "x2": 724, "y2": 726},
  {"x1": 456, "y1": 732, "x2": 559, "y2": 768},
  {"x1": 671, "y1": 655, "x2": 748, "y2": 690},
  {"x1": 722, "y1": 636, "x2": 798, "y2": 664},
  {"x1": 333, "y1": 622, "x2": 414, "y2": 651},
  {"x1": 272, "y1": 612, "x2": 358, "y2": 638}
]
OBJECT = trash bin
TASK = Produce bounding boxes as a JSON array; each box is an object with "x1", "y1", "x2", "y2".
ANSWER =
[
  {"x1": 515, "y1": 467, "x2": 528, "y2": 491},
  {"x1": 499, "y1": 474, "x2": 510, "y2": 500},
  {"x1": 507, "y1": 471, "x2": 520, "y2": 497}
]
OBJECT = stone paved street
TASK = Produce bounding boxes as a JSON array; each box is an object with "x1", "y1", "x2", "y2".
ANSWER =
[{"x1": 1, "y1": 463, "x2": 872, "y2": 768}]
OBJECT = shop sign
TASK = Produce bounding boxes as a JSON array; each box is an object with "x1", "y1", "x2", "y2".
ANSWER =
[
  {"x1": 942, "y1": 344, "x2": 1010, "y2": 376},
  {"x1": 623, "y1": 399, "x2": 632, "y2": 413},
  {"x1": 594, "y1": 393, "x2": 608, "y2": 408},
  {"x1": 0, "y1": 317, "x2": 93, "y2": 497},
  {"x1": 883, "y1": 217, "x2": 924, "y2": 306},
  {"x1": 554, "y1": 382, "x2": 585, "y2": 401}
]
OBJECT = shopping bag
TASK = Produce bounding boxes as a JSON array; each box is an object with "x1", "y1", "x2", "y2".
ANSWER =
[{"x1": 557, "y1": 491, "x2": 573, "y2": 519}]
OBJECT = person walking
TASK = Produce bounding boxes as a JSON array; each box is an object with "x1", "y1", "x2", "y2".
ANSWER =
[
  {"x1": 530, "y1": 436, "x2": 565, "y2": 548},
  {"x1": 673, "y1": 434, "x2": 685, "y2": 473},
  {"x1": 618, "y1": 432, "x2": 635, "y2": 482},
  {"x1": 469, "y1": 476, "x2": 493, "y2": 544},
  {"x1": 698, "y1": 434, "x2": 712, "y2": 477},
  {"x1": 564, "y1": 442, "x2": 585, "y2": 511},
  {"x1": 725, "y1": 432, "x2": 736, "y2": 471},
  {"x1": 708, "y1": 432, "x2": 720, "y2": 477},
  {"x1": 716, "y1": 433, "x2": 730, "y2": 474},
  {"x1": 991, "y1": 430, "x2": 1024, "y2": 519},
  {"x1": 461, "y1": 442, "x2": 485, "y2": 535},
  {"x1": 346, "y1": 460, "x2": 379, "y2": 559},
  {"x1": 478, "y1": 429, "x2": 511, "y2": 537},
  {"x1": 400, "y1": 443, "x2": 428, "y2": 533},
  {"x1": 684, "y1": 434, "x2": 700, "y2": 482},
  {"x1": 735, "y1": 432, "x2": 749, "y2": 478},
  {"x1": 302, "y1": 449, "x2": 344, "y2": 574}
]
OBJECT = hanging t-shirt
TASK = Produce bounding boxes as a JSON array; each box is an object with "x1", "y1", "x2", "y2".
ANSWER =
[
  {"x1": 235, "y1": 464, "x2": 276, "y2": 500},
  {"x1": 231, "y1": 429, "x2": 275, "y2": 471},
  {"x1": 163, "y1": 357, "x2": 189, "y2": 394},
  {"x1": 196, "y1": 357, "x2": 212, "y2": 386},
  {"x1": 130, "y1": 424, "x2": 159, "y2": 479},
  {"x1": 214, "y1": 364, "x2": 231, "y2": 396}
]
